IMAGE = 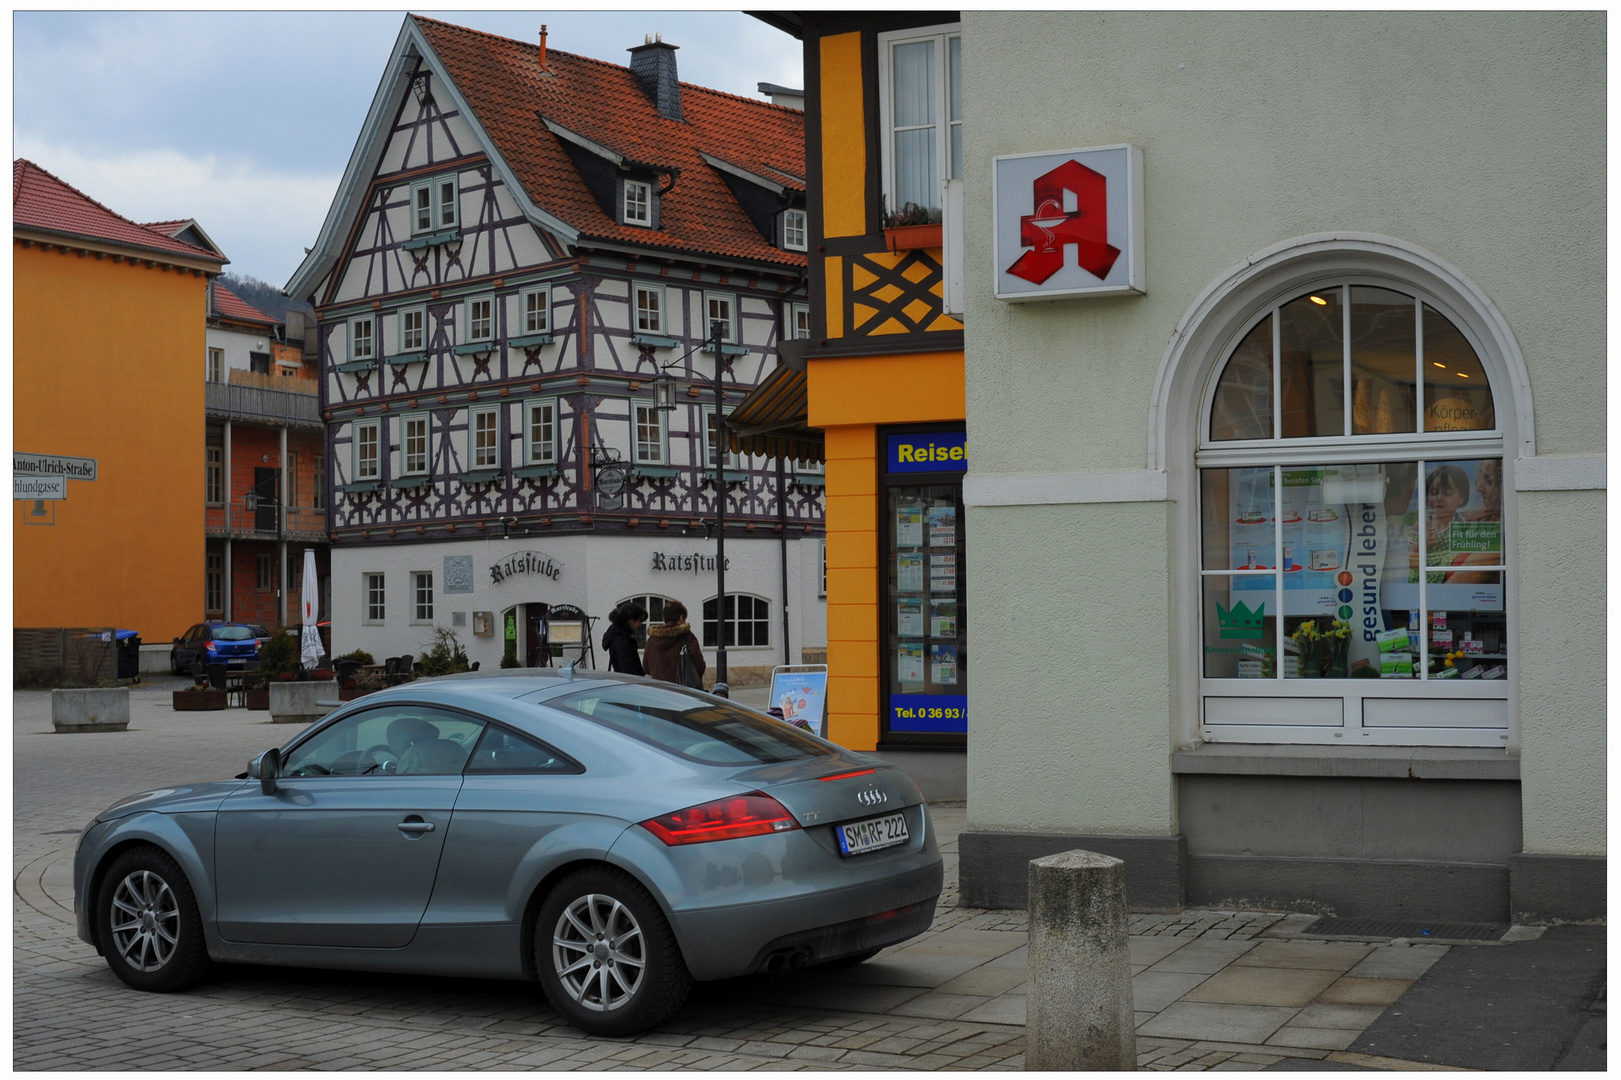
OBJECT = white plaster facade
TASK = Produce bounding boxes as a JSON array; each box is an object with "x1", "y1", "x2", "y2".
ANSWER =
[
  {"x1": 330, "y1": 533, "x2": 827, "y2": 678},
  {"x1": 954, "y1": 11, "x2": 1604, "y2": 908}
]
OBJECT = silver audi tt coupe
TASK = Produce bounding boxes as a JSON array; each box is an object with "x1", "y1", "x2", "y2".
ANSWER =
[{"x1": 74, "y1": 670, "x2": 943, "y2": 1035}]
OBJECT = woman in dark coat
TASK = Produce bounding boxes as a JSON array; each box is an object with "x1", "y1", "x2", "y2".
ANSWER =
[
  {"x1": 641, "y1": 601, "x2": 706, "y2": 688},
  {"x1": 601, "y1": 602, "x2": 647, "y2": 675}
]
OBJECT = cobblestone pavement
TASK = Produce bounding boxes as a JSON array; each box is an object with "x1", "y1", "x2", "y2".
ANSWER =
[{"x1": 16, "y1": 685, "x2": 1474, "y2": 1070}]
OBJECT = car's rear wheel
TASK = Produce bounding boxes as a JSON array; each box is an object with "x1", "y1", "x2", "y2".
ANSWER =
[
  {"x1": 534, "y1": 867, "x2": 691, "y2": 1036},
  {"x1": 95, "y1": 846, "x2": 212, "y2": 992}
]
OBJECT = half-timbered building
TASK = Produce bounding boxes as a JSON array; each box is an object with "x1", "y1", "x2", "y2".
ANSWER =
[{"x1": 287, "y1": 16, "x2": 824, "y2": 680}]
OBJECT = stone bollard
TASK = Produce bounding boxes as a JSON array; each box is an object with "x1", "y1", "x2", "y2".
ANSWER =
[
  {"x1": 268, "y1": 680, "x2": 341, "y2": 725},
  {"x1": 52, "y1": 687, "x2": 131, "y2": 733},
  {"x1": 1026, "y1": 849, "x2": 1136, "y2": 1071}
]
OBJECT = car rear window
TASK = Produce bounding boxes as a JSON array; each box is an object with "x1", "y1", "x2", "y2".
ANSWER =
[
  {"x1": 551, "y1": 683, "x2": 833, "y2": 765},
  {"x1": 212, "y1": 626, "x2": 255, "y2": 641}
]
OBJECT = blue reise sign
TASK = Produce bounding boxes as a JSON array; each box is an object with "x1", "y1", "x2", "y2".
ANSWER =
[{"x1": 886, "y1": 431, "x2": 968, "y2": 474}]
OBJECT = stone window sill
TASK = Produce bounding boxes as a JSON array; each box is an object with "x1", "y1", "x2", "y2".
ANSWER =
[{"x1": 1170, "y1": 743, "x2": 1519, "y2": 780}]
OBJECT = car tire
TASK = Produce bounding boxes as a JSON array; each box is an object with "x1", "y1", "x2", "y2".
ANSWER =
[
  {"x1": 169, "y1": 653, "x2": 181, "y2": 676},
  {"x1": 534, "y1": 866, "x2": 691, "y2": 1036},
  {"x1": 95, "y1": 845, "x2": 213, "y2": 993}
]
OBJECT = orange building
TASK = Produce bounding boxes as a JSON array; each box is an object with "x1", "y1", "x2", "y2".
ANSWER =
[
  {"x1": 742, "y1": 16, "x2": 966, "y2": 787},
  {"x1": 14, "y1": 160, "x2": 226, "y2": 641}
]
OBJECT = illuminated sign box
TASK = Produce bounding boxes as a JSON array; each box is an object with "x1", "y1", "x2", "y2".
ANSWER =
[{"x1": 992, "y1": 144, "x2": 1145, "y2": 302}]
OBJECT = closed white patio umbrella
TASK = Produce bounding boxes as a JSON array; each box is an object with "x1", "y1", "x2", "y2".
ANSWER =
[{"x1": 300, "y1": 548, "x2": 325, "y2": 669}]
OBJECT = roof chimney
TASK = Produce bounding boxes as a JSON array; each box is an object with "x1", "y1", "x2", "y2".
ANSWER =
[
  {"x1": 628, "y1": 34, "x2": 682, "y2": 121},
  {"x1": 538, "y1": 24, "x2": 547, "y2": 70}
]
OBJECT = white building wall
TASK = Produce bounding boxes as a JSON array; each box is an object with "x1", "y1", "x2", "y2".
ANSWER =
[
  {"x1": 206, "y1": 325, "x2": 271, "y2": 377},
  {"x1": 960, "y1": 11, "x2": 1605, "y2": 851},
  {"x1": 330, "y1": 533, "x2": 827, "y2": 681}
]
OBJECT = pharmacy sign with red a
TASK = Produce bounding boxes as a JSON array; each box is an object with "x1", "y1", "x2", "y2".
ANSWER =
[{"x1": 992, "y1": 144, "x2": 1144, "y2": 301}]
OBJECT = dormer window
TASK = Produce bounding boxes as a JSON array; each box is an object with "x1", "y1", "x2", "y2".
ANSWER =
[
  {"x1": 784, "y1": 208, "x2": 807, "y2": 251},
  {"x1": 412, "y1": 173, "x2": 459, "y2": 235},
  {"x1": 624, "y1": 179, "x2": 652, "y2": 226}
]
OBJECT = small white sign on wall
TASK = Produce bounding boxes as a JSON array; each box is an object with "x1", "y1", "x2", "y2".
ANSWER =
[{"x1": 992, "y1": 144, "x2": 1145, "y2": 301}]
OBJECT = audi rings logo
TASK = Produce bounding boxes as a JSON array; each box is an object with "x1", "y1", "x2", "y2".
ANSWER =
[{"x1": 856, "y1": 786, "x2": 889, "y2": 808}]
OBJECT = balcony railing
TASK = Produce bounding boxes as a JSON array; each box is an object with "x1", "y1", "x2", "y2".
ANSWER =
[
  {"x1": 205, "y1": 379, "x2": 321, "y2": 429},
  {"x1": 206, "y1": 494, "x2": 327, "y2": 541}
]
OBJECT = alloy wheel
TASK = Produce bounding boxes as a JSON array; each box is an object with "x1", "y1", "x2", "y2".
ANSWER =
[
  {"x1": 108, "y1": 869, "x2": 179, "y2": 973},
  {"x1": 551, "y1": 892, "x2": 646, "y2": 1012}
]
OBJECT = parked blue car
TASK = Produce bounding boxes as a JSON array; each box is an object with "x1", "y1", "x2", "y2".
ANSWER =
[
  {"x1": 74, "y1": 670, "x2": 943, "y2": 1035},
  {"x1": 168, "y1": 622, "x2": 270, "y2": 674}
]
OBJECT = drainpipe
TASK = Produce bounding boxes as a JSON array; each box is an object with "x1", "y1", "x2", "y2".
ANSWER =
[
  {"x1": 279, "y1": 425, "x2": 288, "y2": 627},
  {"x1": 778, "y1": 456, "x2": 790, "y2": 665},
  {"x1": 223, "y1": 420, "x2": 233, "y2": 622}
]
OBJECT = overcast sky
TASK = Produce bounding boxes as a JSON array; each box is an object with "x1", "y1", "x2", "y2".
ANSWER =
[{"x1": 14, "y1": 10, "x2": 803, "y2": 289}]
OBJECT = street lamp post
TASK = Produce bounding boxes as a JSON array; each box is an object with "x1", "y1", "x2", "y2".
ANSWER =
[{"x1": 652, "y1": 327, "x2": 731, "y2": 685}]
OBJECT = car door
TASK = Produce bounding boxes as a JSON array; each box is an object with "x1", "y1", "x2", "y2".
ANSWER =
[
  {"x1": 214, "y1": 703, "x2": 486, "y2": 948},
  {"x1": 177, "y1": 625, "x2": 202, "y2": 669}
]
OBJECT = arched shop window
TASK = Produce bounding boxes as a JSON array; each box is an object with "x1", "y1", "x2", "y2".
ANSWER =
[
  {"x1": 618, "y1": 594, "x2": 675, "y2": 646},
  {"x1": 703, "y1": 594, "x2": 771, "y2": 648},
  {"x1": 1197, "y1": 281, "x2": 1509, "y2": 747}
]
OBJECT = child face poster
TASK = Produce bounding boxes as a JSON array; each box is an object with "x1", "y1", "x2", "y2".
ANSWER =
[{"x1": 769, "y1": 669, "x2": 829, "y2": 738}]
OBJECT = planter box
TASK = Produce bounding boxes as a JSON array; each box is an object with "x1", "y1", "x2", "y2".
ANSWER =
[
  {"x1": 245, "y1": 687, "x2": 270, "y2": 711},
  {"x1": 52, "y1": 687, "x2": 130, "y2": 732},
  {"x1": 269, "y1": 679, "x2": 340, "y2": 725},
  {"x1": 884, "y1": 223, "x2": 942, "y2": 252},
  {"x1": 172, "y1": 688, "x2": 226, "y2": 712},
  {"x1": 338, "y1": 685, "x2": 368, "y2": 702}
]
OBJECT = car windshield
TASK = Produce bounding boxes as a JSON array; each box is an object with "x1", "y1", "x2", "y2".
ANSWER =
[
  {"x1": 551, "y1": 683, "x2": 833, "y2": 765},
  {"x1": 212, "y1": 626, "x2": 255, "y2": 641}
]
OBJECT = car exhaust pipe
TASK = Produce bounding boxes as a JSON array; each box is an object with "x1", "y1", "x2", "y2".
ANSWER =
[
  {"x1": 760, "y1": 948, "x2": 811, "y2": 974},
  {"x1": 786, "y1": 949, "x2": 809, "y2": 970}
]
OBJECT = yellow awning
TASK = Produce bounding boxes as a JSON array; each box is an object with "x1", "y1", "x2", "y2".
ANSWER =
[{"x1": 728, "y1": 362, "x2": 823, "y2": 463}]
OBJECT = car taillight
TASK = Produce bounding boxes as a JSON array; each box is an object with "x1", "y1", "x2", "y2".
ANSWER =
[
  {"x1": 204, "y1": 640, "x2": 217, "y2": 652},
  {"x1": 639, "y1": 792, "x2": 800, "y2": 846},
  {"x1": 818, "y1": 768, "x2": 876, "y2": 782}
]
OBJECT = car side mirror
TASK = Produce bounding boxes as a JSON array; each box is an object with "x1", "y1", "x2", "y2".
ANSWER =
[
  {"x1": 252, "y1": 747, "x2": 282, "y2": 795},
  {"x1": 173, "y1": 637, "x2": 182, "y2": 645}
]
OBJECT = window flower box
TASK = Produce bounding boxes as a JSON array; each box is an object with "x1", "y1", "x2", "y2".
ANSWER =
[{"x1": 884, "y1": 224, "x2": 943, "y2": 252}]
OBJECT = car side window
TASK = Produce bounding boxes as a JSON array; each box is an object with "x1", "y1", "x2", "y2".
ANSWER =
[
  {"x1": 282, "y1": 705, "x2": 486, "y2": 778},
  {"x1": 464, "y1": 724, "x2": 582, "y2": 775}
]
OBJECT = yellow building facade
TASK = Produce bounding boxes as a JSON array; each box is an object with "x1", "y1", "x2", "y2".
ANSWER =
[{"x1": 14, "y1": 160, "x2": 224, "y2": 640}]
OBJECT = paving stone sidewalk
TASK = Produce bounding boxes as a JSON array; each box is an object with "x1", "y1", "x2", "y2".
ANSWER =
[{"x1": 14, "y1": 686, "x2": 1486, "y2": 1070}]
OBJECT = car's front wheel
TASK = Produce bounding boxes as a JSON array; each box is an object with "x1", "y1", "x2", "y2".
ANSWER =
[
  {"x1": 534, "y1": 867, "x2": 691, "y2": 1036},
  {"x1": 95, "y1": 846, "x2": 213, "y2": 992}
]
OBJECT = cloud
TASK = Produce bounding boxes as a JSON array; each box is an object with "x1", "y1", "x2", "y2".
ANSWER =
[{"x1": 14, "y1": 137, "x2": 340, "y2": 287}]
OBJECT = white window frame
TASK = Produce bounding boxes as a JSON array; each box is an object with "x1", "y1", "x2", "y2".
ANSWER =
[
  {"x1": 411, "y1": 181, "x2": 434, "y2": 234},
  {"x1": 520, "y1": 285, "x2": 550, "y2": 335},
  {"x1": 349, "y1": 315, "x2": 375, "y2": 362},
  {"x1": 411, "y1": 571, "x2": 434, "y2": 624},
  {"x1": 364, "y1": 572, "x2": 386, "y2": 624},
  {"x1": 399, "y1": 306, "x2": 426, "y2": 353},
  {"x1": 623, "y1": 179, "x2": 652, "y2": 227},
  {"x1": 877, "y1": 22, "x2": 963, "y2": 216},
  {"x1": 1194, "y1": 277, "x2": 1511, "y2": 749},
  {"x1": 525, "y1": 398, "x2": 558, "y2": 465},
  {"x1": 633, "y1": 403, "x2": 668, "y2": 466},
  {"x1": 353, "y1": 420, "x2": 381, "y2": 482},
  {"x1": 466, "y1": 295, "x2": 494, "y2": 343},
  {"x1": 788, "y1": 302, "x2": 812, "y2": 340},
  {"x1": 703, "y1": 593, "x2": 772, "y2": 649},
  {"x1": 703, "y1": 406, "x2": 740, "y2": 471},
  {"x1": 703, "y1": 291, "x2": 736, "y2": 345},
  {"x1": 205, "y1": 446, "x2": 223, "y2": 505},
  {"x1": 783, "y1": 208, "x2": 808, "y2": 251},
  {"x1": 206, "y1": 347, "x2": 224, "y2": 383},
  {"x1": 436, "y1": 173, "x2": 459, "y2": 231},
  {"x1": 402, "y1": 413, "x2": 430, "y2": 476},
  {"x1": 634, "y1": 283, "x2": 664, "y2": 334},
  {"x1": 469, "y1": 406, "x2": 499, "y2": 469}
]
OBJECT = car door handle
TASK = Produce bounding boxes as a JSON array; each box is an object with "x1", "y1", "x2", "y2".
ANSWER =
[{"x1": 397, "y1": 819, "x2": 436, "y2": 835}]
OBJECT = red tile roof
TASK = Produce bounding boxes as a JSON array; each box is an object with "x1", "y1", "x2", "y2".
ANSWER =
[
  {"x1": 12, "y1": 159, "x2": 226, "y2": 263},
  {"x1": 414, "y1": 17, "x2": 806, "y2": 269},
  {"x1": 211, "y1": 281, "x2": 278, "y2": 326}
]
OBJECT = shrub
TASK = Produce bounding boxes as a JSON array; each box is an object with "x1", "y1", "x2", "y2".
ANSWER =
[
  {"x1": 417, "y1": 625, "x2": 471, "y2": 677},
  {"x1": 254, "y1": 628, "x2": 300, "y2": 684},
  {"x1": 334, "y1": 649, "x2": 375, "y2": 666},
  {"x1": 500, "y1": 637, "x2": 520, "y2": 668}
]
